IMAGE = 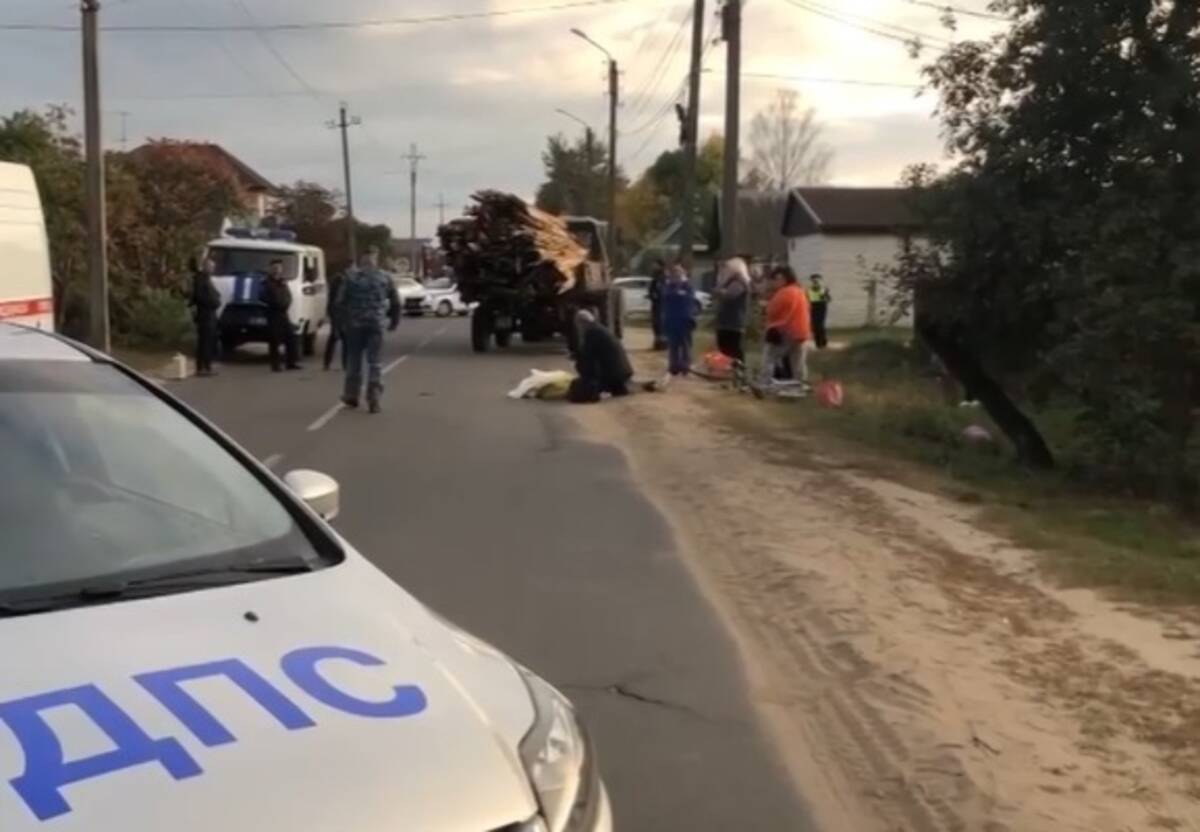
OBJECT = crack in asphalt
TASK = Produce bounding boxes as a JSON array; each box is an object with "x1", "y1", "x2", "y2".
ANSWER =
[{"x1": 564, "y1": 682, "x2": 734, "y2": 725}]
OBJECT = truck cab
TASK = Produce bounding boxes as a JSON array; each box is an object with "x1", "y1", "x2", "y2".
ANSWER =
[{"x1": 206, "y1": 231, "x2": 327, "y2": 356}]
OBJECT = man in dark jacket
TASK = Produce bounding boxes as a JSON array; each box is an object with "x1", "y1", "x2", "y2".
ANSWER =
[
  {"x1": 262, "y1": 259, "x2": 300, "y2": 372},
  {"x1": 188, "y1": 255, "x2": 222, "y2": 377},
  {"x1": 323, "y1": 270, "x2": 345, "y2": 371},
  {"x1": 647, "y1": 259, "x2": 667, "y2": 351},
  {"x1": 570, "y1": 310, "x2": 633, "y2": 403}
]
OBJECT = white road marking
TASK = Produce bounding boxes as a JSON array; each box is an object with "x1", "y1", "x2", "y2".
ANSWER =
[
  {"x1": 307, "y1": 401, "x2": 345, "y2": 433},
  {"x1": 263, "y1": 453, "x2": 285, "y2": 470},
  {"x1": 383, "y1": 354, "x2": 409, "y2": 375}
]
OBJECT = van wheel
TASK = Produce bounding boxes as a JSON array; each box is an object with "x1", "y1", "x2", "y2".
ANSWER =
[
  {"x1": 471, "y1": 308, "x2": 492, "y2": 353},
  {"x1": 220, "y1": 335, "x2": 239, "y2": 357}
]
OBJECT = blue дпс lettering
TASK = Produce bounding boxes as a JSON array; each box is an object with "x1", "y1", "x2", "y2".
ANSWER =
[{"x1": 0, "y1": 646, "x2": 427, "y2": 822}]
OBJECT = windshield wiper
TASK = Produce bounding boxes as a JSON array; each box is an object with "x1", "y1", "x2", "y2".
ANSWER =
[{"x1": 0, "y1": 559, "x2": 315, "y2": 617}]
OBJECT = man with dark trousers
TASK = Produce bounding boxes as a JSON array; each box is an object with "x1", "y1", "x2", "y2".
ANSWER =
[
  {"x1": 323, "y1": 268, "x2": 345, "y2": 371},
  {"x1": 808, "y1": 273, "x2": 833, "y2": 349},
  {"x1": 647, "y1": 259, "x2": 667, "y2": 351},
  {"x1": 188, "y1": 255, "x2": 222, "y2": 377},
  {"x1": 262, "y1": 259, "x2": 301, "y2": 372}
]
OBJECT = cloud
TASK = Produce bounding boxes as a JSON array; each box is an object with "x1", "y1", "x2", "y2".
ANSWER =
[{"x1": 0, "y1": 0, "x2": 1000, "y2": 236}]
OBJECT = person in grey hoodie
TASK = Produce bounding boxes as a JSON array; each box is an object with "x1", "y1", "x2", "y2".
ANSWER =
[{"x1": 713, "y1": 257, "x2": 751, "y2": 363}]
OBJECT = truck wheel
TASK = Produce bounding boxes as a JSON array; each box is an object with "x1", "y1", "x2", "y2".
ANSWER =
[
  {"x1": 302, "y1": 326, "x2": 317, "y2": 357},
  {"x1": 495, "y1": 329, "x2": 513, "y2": 348},
  {"x1": 471, "y1": 309, "x2": 492, "y2": 353}
]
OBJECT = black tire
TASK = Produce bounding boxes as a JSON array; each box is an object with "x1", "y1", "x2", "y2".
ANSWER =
[
  {"x1": 495, "y1": 329, "x2": 513, "y2": 348},
  {"x1": 609, "y1": 289, "x2": 625, "y2": 340},
  {"x1": 471, "y1": 308, "x2": 492, "y2": 353},
  {"x1": 220, "y1": 334, "x2": 239, "y2": 357},
  {"x1": 436, "y1": 300, "x2": 454, "y2": 318},
  {"x1": 301, "y1": 327, "x2": 317, "y2": 357}
]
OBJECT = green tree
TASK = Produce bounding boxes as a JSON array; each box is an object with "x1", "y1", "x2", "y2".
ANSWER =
[
  {"x1": 534, "y1": 132, "x2": 624, "y2": 219},
  {"x1": 269, "y1": 181, "x2": 392, "y2": 272},
  {"x1": 891, "y1": 1, "x2": 1200, "y2": 497}
]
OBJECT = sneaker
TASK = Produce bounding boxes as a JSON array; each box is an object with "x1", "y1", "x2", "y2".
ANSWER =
[
  {"x1": 368, "y1": 400, "x2": 381, "y2": 414},
  {"x1": 341, "y1": 397, "x2": 359, "y2": 409}
]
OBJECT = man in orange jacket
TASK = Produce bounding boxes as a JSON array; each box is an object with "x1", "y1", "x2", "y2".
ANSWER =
[{"x1": 758, "y1": 265, "x2": 812, "y2": 389}]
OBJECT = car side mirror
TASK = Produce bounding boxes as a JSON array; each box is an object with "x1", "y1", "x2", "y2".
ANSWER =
[{"x1": 283, "y1": 469, "x2": 340, "y2": 521}]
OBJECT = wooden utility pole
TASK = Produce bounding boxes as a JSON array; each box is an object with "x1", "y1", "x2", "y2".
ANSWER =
[
  {"x1": 679, "y1": 0, "x2": 707, "y2": 270},
  {"x1": 403, "y1": 143, "x2": 426, "y2": 278},
  {"x1": 607, "y1": 58, "x2": 620, "y2": 267},
  {"x1": 436, "y1": 193, "x2": 448, "y2": 227},
  {"x1": 82, "y1": 0, "x2": 109, "y2": 351},
  {"x1": 327, "y1": 103, "x2": 361, "y2": 264},
  {"x1": 720, "y1": 0, "x2": 742, "y2": 260}
]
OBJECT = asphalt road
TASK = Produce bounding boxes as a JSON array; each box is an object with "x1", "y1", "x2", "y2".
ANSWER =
[{"x1": 173, "y1": 316, "x2": 811, "y2": 831}]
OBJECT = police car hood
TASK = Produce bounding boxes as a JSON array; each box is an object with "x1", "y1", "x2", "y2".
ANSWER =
[{"x1": 0, "y1": 555, "x2": 540, "y2": 831}]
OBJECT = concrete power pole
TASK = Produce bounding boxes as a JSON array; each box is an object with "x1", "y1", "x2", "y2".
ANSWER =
[
  {"x1": 327, "y1": 103, "x2": 361, "y2": 265},
  {"x1": 436, "y1": 193, "x2": 448, "y2": 227},
  {"x1": 720, "y1": 0, "x2": 742, "y2": 260},
  {"x1": 679, "y1": 0, "x2": 707, "y2": 270},
  {"x1": 402, "y1": 143, "x2": 426, "y2": 278},
  {"x1": 82, "y1": 0, "x2": 109, "y2": 352}
]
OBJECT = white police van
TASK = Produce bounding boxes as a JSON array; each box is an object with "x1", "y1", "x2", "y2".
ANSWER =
[
  {"x1": 206, "y1": 230, "x2": 327, "y2": 357},
  {"x1": 0, "y1": 323, "x2": 612, "y2": 831},
  {"x1": 0, "y1": 163, "x2": 54, "y2": 331}
]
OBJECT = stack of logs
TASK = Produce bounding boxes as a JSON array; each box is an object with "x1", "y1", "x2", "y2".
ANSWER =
[{"x1": 438, "y1": 190, "x2": 586, "y2": 297}]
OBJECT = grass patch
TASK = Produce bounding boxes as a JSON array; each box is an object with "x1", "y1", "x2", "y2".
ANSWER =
[{"x1": 696, "y1": 325, "x2": 1200, "y2": 607}]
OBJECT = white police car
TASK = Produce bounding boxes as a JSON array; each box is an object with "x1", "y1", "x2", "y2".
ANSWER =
[{"x1": 0, "y1": 323, "x2": 611, "y2": 831}]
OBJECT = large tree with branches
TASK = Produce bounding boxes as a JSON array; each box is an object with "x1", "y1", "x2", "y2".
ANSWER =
[{"x1": 746, "y1": 90, "x2": 834, "y2": 190}]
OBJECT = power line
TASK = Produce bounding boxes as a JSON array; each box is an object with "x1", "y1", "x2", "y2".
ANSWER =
[
  {"x1": 232, "y1": 0, "x2": 321, "y2": 98},
  {"x1": 801, "y1": 0, "x2": 953, "y2": 45},
  {"x1": 901, "y1": 0, "x2": 1006, "y2": 22},
  {"x1": 624, "y1": 6, "x2": 693, "y2": 121},
  {"x1": 783, "y1": 0, "x2": 950, "y2": 52},
  {"x1": 0, "y1": 0, "x2": 636, "y2": 32},
  {"x1": 621, "y1": 1, "x2": 687, "y2": 88},
  {"x1": 739, "y1": 70, "x2": 923, "y2": 90}
]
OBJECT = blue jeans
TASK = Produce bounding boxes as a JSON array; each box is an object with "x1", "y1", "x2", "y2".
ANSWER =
[
  {"x1": 667, "y1": 332, "x2": 691, "y2": 375},
  {"x1": 344, "y1": 325, "x2": 383, "y2": 404}
]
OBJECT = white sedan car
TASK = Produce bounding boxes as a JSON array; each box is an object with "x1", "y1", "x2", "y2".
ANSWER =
[
  {"x1": 394, "y1": 276, "x2": 430, "y2": 316},
  {"x1": 0, "y1": 323, "x2": 612, "y2": 832},
  {"x1": 615, "y1": 276, "x2": 711, "y2": 317},
  {"x1": 422, "y1": 279, "x2": 474, "y2": 317}
]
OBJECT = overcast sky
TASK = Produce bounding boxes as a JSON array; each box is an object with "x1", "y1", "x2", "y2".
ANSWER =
[{"x1": 0, "y1": 0, "x2": 1002, "y2": 238}]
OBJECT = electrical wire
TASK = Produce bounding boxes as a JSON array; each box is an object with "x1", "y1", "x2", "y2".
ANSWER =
[
  {"x1": 783, "y1": 0, "x2": 950, "y2": 52},
  {"x1": 232, "y1": 0, "x2": 322, "y2": 98},
  {"x1": 901, "y1": 0, "x2": 1006, "y2": 22},
  {"x1": 620, "y1": 1, "x2": 687, "y2": 90},
  {"x1": 0, "y1": 0, "x2": 637, "y2": 32},
  {"x1": 623, "y1": 5, "x2": 693, "y2": 121},
  {"x1": 740, "y1": 70, "x2": 922, "y2": 89}
]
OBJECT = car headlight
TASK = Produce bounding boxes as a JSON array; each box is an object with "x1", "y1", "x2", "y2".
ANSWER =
[{"x1": 517, "y1": 669, "x2": 601, "y2": 832}]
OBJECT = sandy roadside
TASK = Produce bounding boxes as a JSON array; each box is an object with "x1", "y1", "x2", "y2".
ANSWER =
[{"x1": 566, "y1": 355, "x2": 1200, "y2": 832}]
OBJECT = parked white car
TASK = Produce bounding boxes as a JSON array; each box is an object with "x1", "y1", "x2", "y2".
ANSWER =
[
  {"x1": 615, "y1": 276, "x2": 711, "y2": 317},
  {"x1": 422, "y1": 279, "x2": 473, "y2": 317},
  {"x1": 394, "y1": 276, "x2": 429, "y2": 316},
  {"x1": 0, "y1": 322, "x2": 612, "y2": 832}
]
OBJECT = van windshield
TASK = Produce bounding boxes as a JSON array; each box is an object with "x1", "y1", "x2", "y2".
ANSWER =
[
  {"x1": 0, "y1": 361, "x2": 331, "y2": 608},
  {"x1": 209, "y1": 247, "x2": 300, "y2": 279}
]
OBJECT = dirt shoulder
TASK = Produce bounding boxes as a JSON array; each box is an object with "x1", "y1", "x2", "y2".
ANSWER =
[{"x1": 568, "y1": 362, "x2": 1200, "y2": 832}]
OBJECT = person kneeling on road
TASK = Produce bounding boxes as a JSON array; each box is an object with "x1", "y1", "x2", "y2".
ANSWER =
[
  {"x1": 569, "y1": 309, "x2": 633, "y2": 404},
  {"x1": 337, "y1": 246, "x2": 401, "y2": 414}
]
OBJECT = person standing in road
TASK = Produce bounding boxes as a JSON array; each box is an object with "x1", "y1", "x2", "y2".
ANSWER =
[
  {"x1": 647, "y1": 259, "x2": 667, "y2": 351},
  {"x1": 808, "y1": 273, "x2": 832, "y2": 349},
  {"x1": 188, "y1": 255, "x2": 222, "y2": 377},
  {"x1": 713, "y1": 257, "x2": 751, "y2": 363},
  {"x1": 661, "y1": 263, "x2": 697, "y2": 377},
  {"x1": 262, "y1": 259, "x2": 301, "y2": 372},
  {"x1": 323, "y1": 268, "x2": 346, "y2": 371},
  {"x1": 337, "y1": 246, "x2": 401, "y2": 413},
  {"x1": 757, "y1": 265, "x2": 812, "y2": 391}
]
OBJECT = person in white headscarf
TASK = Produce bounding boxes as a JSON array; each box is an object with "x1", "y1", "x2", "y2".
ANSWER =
[{"x1": 713, "y1": 257, "x2": 751, "y2": 363}]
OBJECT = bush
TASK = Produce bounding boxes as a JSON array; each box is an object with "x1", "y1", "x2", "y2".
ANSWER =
[{"x1": 112, "y1": 287, "x2": 193, "y2": 351}]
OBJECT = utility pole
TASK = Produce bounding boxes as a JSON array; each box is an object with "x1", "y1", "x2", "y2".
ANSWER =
[
  {"x1": 435, "y1": 193, "x2": 448, "y2": 227},
  {"x1": 720, "y1": 0, "x2": 742, "y2": 260},
  {"x1": 679, "y1": 0, "x2": 707, "y2": 270},
  {"x1": 82, "y1": 0, "x2": 109, "y2": 351},
  {"x1": 607, "y1": 58, "x2": 619, "y2": 267},
  {"x1": 402, "y1": 143, "x2": 426, "y2": 278},
  {"x1": 326, "y1": 103, "x2": 361, "y2": 264}
]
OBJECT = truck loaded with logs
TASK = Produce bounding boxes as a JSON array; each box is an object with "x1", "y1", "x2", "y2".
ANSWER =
[{"x1": 437, "y1": 191, "x2": 623, "y2": 353}]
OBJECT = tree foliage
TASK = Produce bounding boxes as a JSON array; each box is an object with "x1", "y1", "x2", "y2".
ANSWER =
[
  {"x1": 746, "y1": 90, "x2": 833, "y2": 191},
  {"x1": 891, "y1": 0, "x2": 1200, "y2": 498},
  {"x1": 268, "y1": 181, "x2": 392, "y2": 272},
  {"x1": 535, "y1": 131, "x2": 622, "y2": 219}
]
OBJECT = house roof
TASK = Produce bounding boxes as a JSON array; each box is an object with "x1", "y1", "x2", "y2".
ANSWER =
[
  {"x1": 708, "y1": 190, "x2": 790, "y2": 259},
  {"x1": 783, "y1": 187, "x2": 920, "y2": 236},
  {"x1": 128, "y1": 142, "x2": 275, "y2": 193}
]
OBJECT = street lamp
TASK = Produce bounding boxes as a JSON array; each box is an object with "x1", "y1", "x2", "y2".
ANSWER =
[{"x1": 570, "y1": 28, "x2": 619, "y2": 266}]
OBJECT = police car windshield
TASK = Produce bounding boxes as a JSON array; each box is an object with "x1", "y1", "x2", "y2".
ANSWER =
[
  {"x1": 0, "y1": 361, "x2": 326, "y2": 605},
  {"x1": 210, "y1": 248, "x2": 299, "y2": 278}
]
